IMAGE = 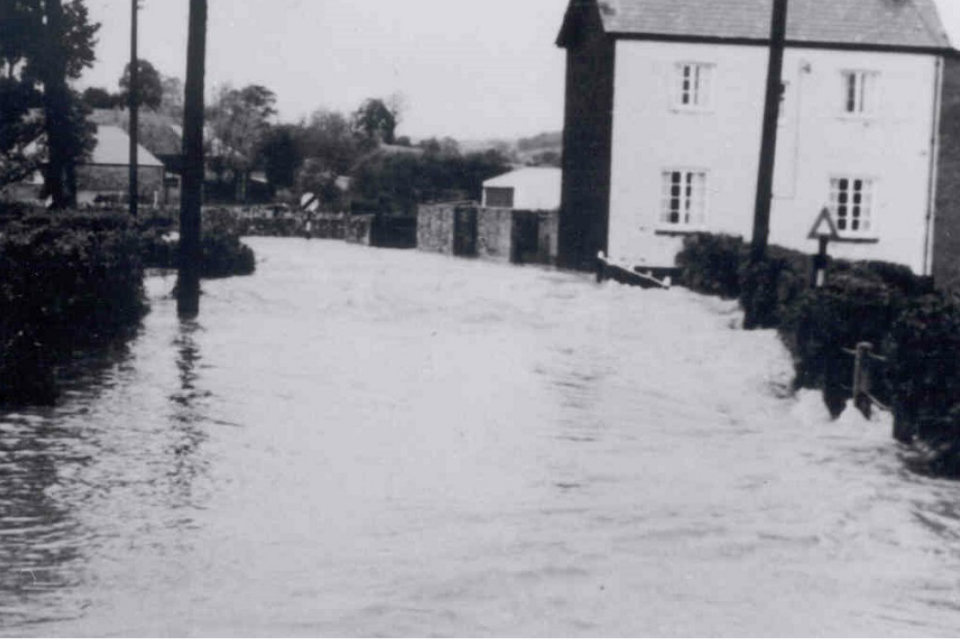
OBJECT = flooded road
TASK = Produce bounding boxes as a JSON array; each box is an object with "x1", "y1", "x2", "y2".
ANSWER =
[{"x1": 2, "y1": 237, "x2": 960, "y2": 636}]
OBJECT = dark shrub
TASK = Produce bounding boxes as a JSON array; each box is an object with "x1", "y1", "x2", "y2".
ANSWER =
[
  {"x1": 887, "y1": 294, "x2": 960, "y2": 444},
  {"x1": 676, "y1": 233, "x2": 746, "y2": 299},
  {"x1": 740, "y1": 244, "x2": 809, "y2": 330},
  {"x1": 741, "y1": 253, "x2": 808, "y2": 330},
  {"x1": 787, "y1": 273, "x2": 900, "y2": 417},
  {"x1": 134, "y1": 209, "x2": 256, "y2": 278},
  {"x1": 0, "y1": 212, "x2": 147, "y2": 405}
]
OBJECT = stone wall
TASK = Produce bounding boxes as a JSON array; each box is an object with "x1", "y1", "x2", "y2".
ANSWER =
[
  {"x1": 417, "y1": 203, "x2": 457, "y2": 254},
  {"x1": 346, "y1": 214, "x2": 374, "y2": 245},
  {"x1": 478, "y1": 208, "x2": 513, "y2": 262}
]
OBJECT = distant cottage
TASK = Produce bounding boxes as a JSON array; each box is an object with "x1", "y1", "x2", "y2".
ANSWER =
[
  {"x1": 76, "y1": 125, "x2": 165, "y2": 207},
  {"x1": 556, "y1": 0, "x2": 960, "y2": 288}
]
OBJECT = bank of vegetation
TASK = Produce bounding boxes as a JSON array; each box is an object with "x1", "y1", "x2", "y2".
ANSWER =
[
  {"x1": 136, "y1": 208, "x2": 256, "y2": 278},
  {"x1": 0, "y1": 212, "x2": 146, "y2": 405},
  {"x1": 677, "y1": 234, "x2": 960, "y2": 477},
  {"x1": 0, "y1": 207, "x2": 256, "y2": 406}
]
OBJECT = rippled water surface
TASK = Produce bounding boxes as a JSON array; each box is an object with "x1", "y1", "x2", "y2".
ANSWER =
[{"x1": 3, "y1": 238, "x2": 960, "y2": 636}]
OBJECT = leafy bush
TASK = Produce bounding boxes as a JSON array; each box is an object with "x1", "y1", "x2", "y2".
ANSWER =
[
  {"x1": 676, "y1": 233, "x2": 746, "y2": 299},
  {"x1": 0, "y1": 212, "x2": 147, "y2": 405},
  {"x1": 740, "y1": 246, "x2": 809, "y2": 330},
  {"x1": 887, "y1": 294, "x2": 960, "y2": 445},
  {"x1": 134, "y1": 209, "x2": 256, "y2": 278},
  {"x1": 784, "y1": 273, "x2": 900, "y2": 416}
]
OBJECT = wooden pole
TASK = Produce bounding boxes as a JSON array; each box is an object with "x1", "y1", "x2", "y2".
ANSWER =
[
  {"x1": 128, "y1": 0, "x2": 139, "y2": 217},
  {"x1": 177, "y1": 0, "x2": 207, "y2": 318},
  {"x1": 811, "y1": 236, "x2": 829, "y2": 288},
  {"x1": 853, "y1": 342, "x2": 873, "y2": 419},
  {"x1": 749, "y1": 0, "x2": 789, "y2": 265}
]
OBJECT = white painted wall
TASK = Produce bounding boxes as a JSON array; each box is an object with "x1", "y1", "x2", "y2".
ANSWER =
[{"x1": 608, "y1": 40, "x2": 940, "y2": 273}]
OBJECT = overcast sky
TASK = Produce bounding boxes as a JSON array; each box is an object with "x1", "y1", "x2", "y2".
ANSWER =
[
  {"x1": 78, "y1": 0, "x2": 569, "y2": 141},
  {"x1": 78, "y1": 0, "x2": 960, "y2": 142}
]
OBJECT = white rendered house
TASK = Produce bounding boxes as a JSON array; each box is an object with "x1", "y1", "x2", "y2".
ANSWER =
[{"x1": 556, "y1": 0, "x2": 960, "y2": 285}]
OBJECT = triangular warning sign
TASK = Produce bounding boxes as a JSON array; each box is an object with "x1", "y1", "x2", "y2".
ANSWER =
[{"x1": 808, "y1": 206, "x2": 840, "y2": 241}]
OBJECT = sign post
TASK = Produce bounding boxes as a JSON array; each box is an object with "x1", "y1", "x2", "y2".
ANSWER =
[{"x1": 807, "y1": 206, "x2": 839, "y2": 288}]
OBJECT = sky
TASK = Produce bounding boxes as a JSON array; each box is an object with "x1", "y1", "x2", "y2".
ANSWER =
[
  {"x1": 77, "y1": 0, "x2": 960, "y2": 142},
  {"x1": 77, "y1": 0, "x2": 570, "y2": 141}
]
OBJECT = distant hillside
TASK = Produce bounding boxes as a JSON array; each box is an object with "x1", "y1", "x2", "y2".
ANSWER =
[{"x1": 456, "y1": 130, "x2": 562, "y2": 167}]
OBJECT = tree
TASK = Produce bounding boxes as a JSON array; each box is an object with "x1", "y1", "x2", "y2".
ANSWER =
[
  {"x1": 158, "y1": 73, "x2": 183, "y2": 118},
  {"x1": 299, "y1": 108, "x2": 359, "y2": 175},
  {"x1": 81, "y1": 85, "x2": 121, "y2": 109},
  {"x1": 351, "y1": 97, "x2": 397, "y2": 146},
  {"x1": 0, "y1": 0, "x2": 99, "y2": 207},
  {"x1": 207, "y1": 83, "x2": 277, "y2": 201},
  {"x1": 119, "y1": 58, "x2": 163, "y2": 110},
  {"x1": 258, "y1": 124, "x2": 301, "y2": 191}
]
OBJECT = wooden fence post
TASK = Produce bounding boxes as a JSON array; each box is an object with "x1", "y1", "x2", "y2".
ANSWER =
[{"x1": 853, "y1": 341, "x2": 873, "y2": 419}]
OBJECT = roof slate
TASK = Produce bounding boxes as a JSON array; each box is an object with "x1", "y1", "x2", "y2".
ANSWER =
[{"x1": 594, "y1": 0, "x2": 950, "y2": 49}]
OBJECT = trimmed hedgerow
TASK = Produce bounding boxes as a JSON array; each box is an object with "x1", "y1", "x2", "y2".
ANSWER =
[
  {"x1": 134, "y1": 209, "x2": 256, "y2": 278},
  {"x1": 0, "y1": 212, "x2": 148, "y2": 405},
  {"x1": 886, "y1": 295, "x2": 960, "y2": 445},
  {"x1": 676, "y1": 232, "x2": 960, "y2": 475},
  {"x1": 675, "y1": 233, "x2": 746, "y2": 299}
]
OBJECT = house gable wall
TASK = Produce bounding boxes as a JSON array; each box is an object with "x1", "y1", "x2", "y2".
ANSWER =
[
  {"x1": 607, "y1": 39, "x2": 939, "y2": 272},
  {"x1": 558, "y1": 0, "x2": 615, "y2": 269},
  {"x1": 932, "y1": 56, "x2": 960, "y2": 292}
]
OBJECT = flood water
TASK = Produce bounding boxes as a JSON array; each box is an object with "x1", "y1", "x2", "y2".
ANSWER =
[{"x1": 3, "y1": 237, "x2": 960, "y2": 636}]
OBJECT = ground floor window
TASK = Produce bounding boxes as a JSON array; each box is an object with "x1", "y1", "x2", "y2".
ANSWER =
[
  {"x1": 829, "y1": 176, "x2": 874, "y2": 235},
  {"x1": 660, "y1": 170, "x2": 707, "y2": 227}
]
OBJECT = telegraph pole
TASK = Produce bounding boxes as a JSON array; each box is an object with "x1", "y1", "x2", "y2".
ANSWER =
[
  {"x1": 128, "y1": 0, "x2": 139, "y2": 217},
  {"x1": 177, "y1": 0, "x2": 207, "y2": 318},
  {"x1": 749, "y1": 0, "x2": 789, "y2": 265}
]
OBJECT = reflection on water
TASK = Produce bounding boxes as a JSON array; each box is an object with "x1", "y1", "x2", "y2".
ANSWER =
[{"x1": 1, "y1": 239, "x2": 960, "y2": 636}]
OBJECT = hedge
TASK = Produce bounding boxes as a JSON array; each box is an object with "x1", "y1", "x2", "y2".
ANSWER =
[
  {"x1": 135, "y1": 209, "x2": 256, "y2": 278},
  {"x1": 0, "y1": 212, "x2": 148, "y2": 405},
  {"x1": 676, "y1": 233, "x2": 959, "y2": 475}
]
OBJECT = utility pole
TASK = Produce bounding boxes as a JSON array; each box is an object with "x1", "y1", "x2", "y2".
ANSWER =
[
  {"x1": 749, "y1": 0, "x2": 789, "y2": 265},
  {"x1": 128, "y1": 0, "x2": 140, "y2": 217},
  {"x1": 177, "y1": 0, "x2": 207, "y2": 318}
]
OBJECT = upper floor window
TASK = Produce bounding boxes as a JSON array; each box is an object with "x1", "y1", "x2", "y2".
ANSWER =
[
  {"x1": 660, "y1": 170, "x2": 707, "y2": 228},
  {"x1": 842, "y1": 71, "x2": 878, "y2": 115},
  {"x1": 830, "y1": 176, "x2": 875, "y2": 235},
  {"x1": 674, "y1": 63, "x2": 713, "y2": 110}
]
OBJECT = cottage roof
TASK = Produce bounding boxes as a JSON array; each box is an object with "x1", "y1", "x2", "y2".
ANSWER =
[
  {"x1": 89, "y1": 125, "x2": 164, "y2": 168},
  {"x1": 560, "y1": 0, "x2": 951, "y2": 51},
  {"x1": 90, "y1": 109, "x2": 182, "y2": 157}
]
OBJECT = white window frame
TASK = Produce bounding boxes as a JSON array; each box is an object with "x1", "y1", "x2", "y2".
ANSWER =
[
  {"x1": 659, "y1": 169, "x2": 709, "y2": 230},
  {"x1": 673, "y1": 62, "x2": 714, "y2": 111},
  {"x1": 829, "y1": 175, "x2": 877, "y2": 237},
  {"x1": 841, "y1": 70, "x2": 878, "y2": 116}
]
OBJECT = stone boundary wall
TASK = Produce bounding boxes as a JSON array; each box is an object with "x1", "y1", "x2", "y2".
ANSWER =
[
  {"x1": 478, "y1": 208, "x2": 513, "y2": 262},
  {"x1": 346, "y1": 214, "x2": 374, "y2": 245},
  {"x1": 417, "y1": 203, "x2": 458, "y2": 255}
]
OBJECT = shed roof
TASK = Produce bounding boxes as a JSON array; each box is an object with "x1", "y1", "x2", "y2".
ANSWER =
[
  {"x1": 560, "y1": 0, "x2": 951, "y2": 51},
  {"x1": 483, "y1": 167, "x2": 562, "y2": 210}
]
